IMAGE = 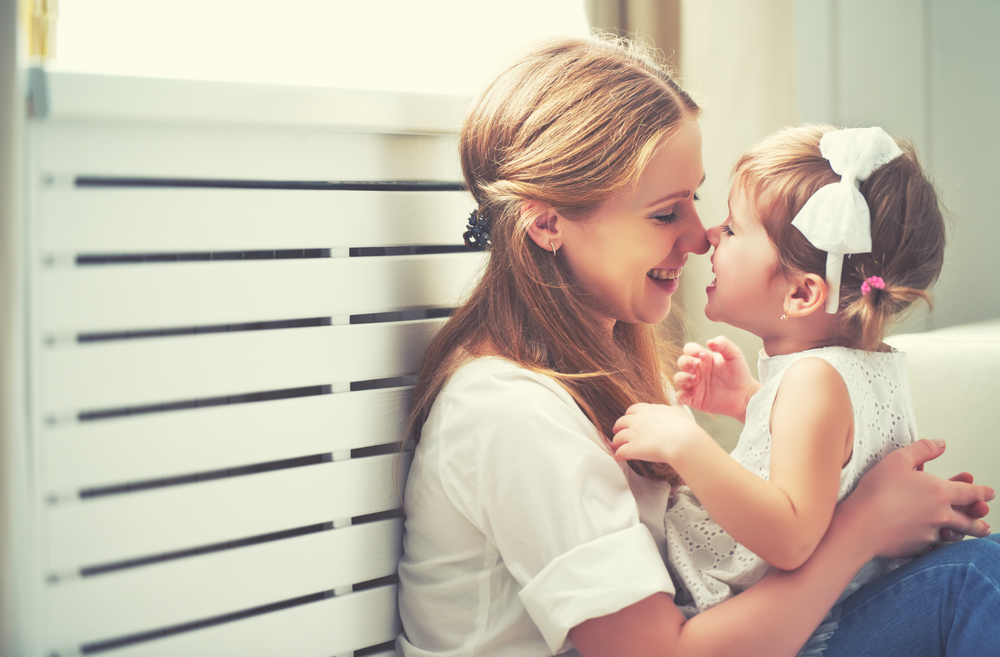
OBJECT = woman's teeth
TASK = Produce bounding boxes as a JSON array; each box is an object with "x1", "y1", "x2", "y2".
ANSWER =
[{"x1": 647, "y1": 268, "x2": 680, "y2": 281}]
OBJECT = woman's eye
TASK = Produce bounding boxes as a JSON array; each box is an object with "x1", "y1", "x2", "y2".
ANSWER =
[
  {"x1": 693, "y1": 192, "x2": 701, "y2": 202},
  {"x1": 653, "y1": 212, "x2": 679, "y2": 224}
]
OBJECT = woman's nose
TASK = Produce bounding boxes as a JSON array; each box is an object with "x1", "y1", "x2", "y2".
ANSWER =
[
  {"x1": 707, "y1": 224, "x2": 726, "y2": 248},
  {"x1": 682, "y1": 211, "x2": 710, "y2": 255}
]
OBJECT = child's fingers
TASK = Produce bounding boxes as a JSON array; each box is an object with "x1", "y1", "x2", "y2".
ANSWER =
[
  {"x1": 610, "y1": 431, "x2": 630, "y2": 452},
  {"x1": 611, "y1": 441, "x2": 637, "y2": 462},
  {"x1": 673, "y1": 370, "x2": 697, "y2": 389},
  {"x1": 942, "y1": 478, "x2": 996, "y2": 509},
  {"x1": 705, "y1": 335, "x2": 741, "y2": 362},
  {"x1": 942, "y1": 508, "x2": 991, "y2": 539},
  {"x1": 624, "y1": 403, "x2": 651, "y2": 415},
  {"x1": 681, "y1": 342, "x2": 707, "y2": 357},
  {"x1": 949, "y1": 472, "x2": 974, "y2": 484}
]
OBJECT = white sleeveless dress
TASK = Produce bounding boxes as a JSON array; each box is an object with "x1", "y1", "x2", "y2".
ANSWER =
[{"x1": 664, "y1": 346, "x2": 917, "y2": 619}]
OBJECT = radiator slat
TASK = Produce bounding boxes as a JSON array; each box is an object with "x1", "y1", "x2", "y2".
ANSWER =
[
  {"x1": 45, "y1": 519, "x2": 402, "y2": 648},
  {"x1": 46, "y1": 453, "x2": 410, "y2": 572},
  {"x1": 41, "y1": 320, "x2": 442, "y2": 413},
  {"x1": 39, "y1": 254, "x2": 480, "y2": 334},
  {"x1": 40, "y1": 187, "x2": 473, "y2": 252},
  {"x1": 44, "y1": 388, "x2": 410, "y2": 492},
  {"x1": 68, "y1": 584, "x2": 401, "y2": 657}
]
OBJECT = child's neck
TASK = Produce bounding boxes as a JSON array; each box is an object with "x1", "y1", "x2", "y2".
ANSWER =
[
  {"x1": 762, "y1": 334, "x2": 844, "y2": 357},
  {"x1": 760, "y1": 313, "x2": 849, "y2": 357}
]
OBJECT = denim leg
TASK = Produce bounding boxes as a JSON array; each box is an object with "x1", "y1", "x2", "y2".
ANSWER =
[{"x1": 822, "y1": 535, "x2": 1000, "y2": 657}]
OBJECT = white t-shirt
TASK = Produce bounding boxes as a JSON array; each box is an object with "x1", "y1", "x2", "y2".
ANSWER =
[{"x1": 397, "y1": 357, "x2": 676, "y2": 656}]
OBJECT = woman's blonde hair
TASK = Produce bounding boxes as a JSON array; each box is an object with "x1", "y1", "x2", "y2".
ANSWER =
[
  {"x1": 406, "y1": 36, "x2": 701, "y2": 485},
  {"x1": 733, "y1": 124, "x2": 947, "y2": 350}
]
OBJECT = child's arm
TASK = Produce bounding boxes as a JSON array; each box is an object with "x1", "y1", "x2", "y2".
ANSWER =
[
  {"x1": 673, "y1": 336, "x2": 761, "y2": 423},
  {"x1": 613, "y1": 357, "x2": 853, "y2": 571}
]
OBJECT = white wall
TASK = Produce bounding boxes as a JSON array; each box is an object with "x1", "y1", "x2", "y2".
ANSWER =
[{"x1": 794, "y1": 0, "x2": 1000, "y2": 330}]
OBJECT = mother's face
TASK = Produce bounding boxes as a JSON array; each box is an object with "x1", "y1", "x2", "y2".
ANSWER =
[{"x1": 557, "y1": 119, "x2": 709, "y2": 328}]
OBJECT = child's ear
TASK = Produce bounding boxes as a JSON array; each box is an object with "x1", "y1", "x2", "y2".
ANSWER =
[
  {"x1": 784, "y1": 272, "x2": 828, "y2": 318},
  {"x1": 522, "y1": 201, "x2": 563, "y2": 253}
]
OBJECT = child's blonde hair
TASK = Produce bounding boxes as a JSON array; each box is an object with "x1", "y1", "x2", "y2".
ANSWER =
[{"x1": 734, "y1": 124, "x2": 946, "y2": 350}]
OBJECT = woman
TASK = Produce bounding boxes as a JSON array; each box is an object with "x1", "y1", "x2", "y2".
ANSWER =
[{"x1": 396, "y1": 36, "x2": 997, "y2": 656}]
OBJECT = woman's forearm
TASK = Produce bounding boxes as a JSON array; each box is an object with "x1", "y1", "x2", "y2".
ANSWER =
[
  {"x1": 573, "y1": 507, "x2": 872, "y2": 657},
  {"x1": 674, "y1": 504, "x2": 872, "y2": 656}
]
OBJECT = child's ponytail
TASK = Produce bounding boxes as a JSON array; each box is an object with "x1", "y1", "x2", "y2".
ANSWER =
[
  {"x1": 839, "y1": 275, "x2": 933, "y2": 351},
  {"x1": 835, "y1": 142, "x2": 946, "y2": 350}
]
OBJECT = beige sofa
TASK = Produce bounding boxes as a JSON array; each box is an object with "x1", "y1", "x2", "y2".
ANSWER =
[{"x1": 887, "y1": 319, "x2": 1000, "y2": 490}]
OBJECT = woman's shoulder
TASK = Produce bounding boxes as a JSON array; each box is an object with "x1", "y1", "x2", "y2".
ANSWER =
[
  {"x1": 444, "y1": 356, "x2": 576, "y2": 407},
  {"x1": 426, "y1": 356, "x2": 603, "y2": 452}
]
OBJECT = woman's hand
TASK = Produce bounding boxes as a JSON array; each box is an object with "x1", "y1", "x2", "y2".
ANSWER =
[
  {"x1": 673, "y1": 337, "x2": 760, "y2": 422},
  {"x1": 836, "y1": 439, "x2": 994, "y2": 560}
]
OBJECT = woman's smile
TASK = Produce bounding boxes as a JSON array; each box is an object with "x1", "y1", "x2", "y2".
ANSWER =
[{"x1": 556, "y1": 119, "x2": 709, "y2": 328}]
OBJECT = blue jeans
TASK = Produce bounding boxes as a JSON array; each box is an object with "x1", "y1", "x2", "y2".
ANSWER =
[{"x1": 822, "y1": 534, "x2": 1000, "y2": 656}]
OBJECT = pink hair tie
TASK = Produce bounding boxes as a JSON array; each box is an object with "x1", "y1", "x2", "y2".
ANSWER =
[{"x1": 861, "y1": 276, "x2": 885, "y2": 296}]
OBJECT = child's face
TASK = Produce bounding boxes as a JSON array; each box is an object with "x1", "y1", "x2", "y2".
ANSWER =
[{"x1": 704, "y1": 185, "x2": 789, "y2": 336}]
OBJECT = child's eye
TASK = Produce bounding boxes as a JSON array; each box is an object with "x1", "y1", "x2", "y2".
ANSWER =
[{"x1": 721, "y1": 224, "x2": 734, "y2": 236}]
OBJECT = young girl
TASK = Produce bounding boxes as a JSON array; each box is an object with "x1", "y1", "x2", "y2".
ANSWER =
[{"x1": 611, "y1": 124, "x2": 947, "y2": 622}]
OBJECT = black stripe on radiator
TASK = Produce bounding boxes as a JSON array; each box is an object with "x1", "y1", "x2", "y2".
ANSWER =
[
  {"x1": 77, "y1": 505, "x2": 405, "y2": 579},
  {"x1": 79, "y1": 591, "x2": 330, "y2": 654},
  {"x1": 76, "y1": 176, "x2": 466, "y2": 192},
  {"x1": 350, "y1": 307, "x2": 452, "y2": 325},
  {"x1": 77, "y1": 384, "x2": 332, "y2": 422},
  {"x1": 78, "y1": 523, "x2": 332, "y2": 578},
  {"x1": 75, "y1": 244, "x2": 470, "y2": 265},
  {"x1": 79, "y1": 453, "x2": 331, "y2": 500},
  {"x1": 77, "y1": 248, "x2": 331, "y2": 265},
  {"x1": 357, "y1": 641, "x2": 398, "y2": 656},
  {"x1": 79, "y1": 581, "x2": 400, "y2": 655},
  {"x1": 78, "y1": 317, "x2": 331, "y2": 343},
  {"x1": 349, "y1": 245, "x2": 468, "y2": 256}
]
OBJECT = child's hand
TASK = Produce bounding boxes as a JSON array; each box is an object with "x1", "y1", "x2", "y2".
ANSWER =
[
  {"x1": 611, "y1": 403, "x2": 705, "y2": 463},
  {"x1": 673, "y1": 336, "x2": 760, "y2": 422}
]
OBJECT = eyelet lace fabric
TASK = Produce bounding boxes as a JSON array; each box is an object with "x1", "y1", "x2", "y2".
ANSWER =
[{"x1": 665, "y1": 346, "x2": 918, "y2": 627}]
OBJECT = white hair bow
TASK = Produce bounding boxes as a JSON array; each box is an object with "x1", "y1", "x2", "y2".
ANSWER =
[{"x1": 791, "y1": 127, "x2": 903, "y2": 313}]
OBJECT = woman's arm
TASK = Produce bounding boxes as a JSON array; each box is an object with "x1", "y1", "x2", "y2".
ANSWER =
[{"x1": 571, "y1": 439, "x2": 995, "y2": 657}]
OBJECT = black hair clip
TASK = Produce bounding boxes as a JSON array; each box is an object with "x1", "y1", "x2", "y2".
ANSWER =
[{"x1": 463, "y1": 209, "x2": 491, "y2": 251}]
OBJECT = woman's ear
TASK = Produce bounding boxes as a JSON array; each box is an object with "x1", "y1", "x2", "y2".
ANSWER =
[
  {"x1": 522, "y1": 200, "x2": 563, "y2": 253},
  {"x1": 784, "y1": 272, "x2": 828, "y2": 318}
]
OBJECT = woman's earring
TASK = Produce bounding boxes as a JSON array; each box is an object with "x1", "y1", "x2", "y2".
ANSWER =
[
  {"x1": 780, "y1": 307, "x2": 789, "y2": 321},
  {"x1": 550, "y1": 240, "x2": 558, "y2": 255}
]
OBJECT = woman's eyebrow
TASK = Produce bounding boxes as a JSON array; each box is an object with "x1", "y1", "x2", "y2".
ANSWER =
[{"x1": 644, "y1": 174, "x2": 707, "y2": 209}]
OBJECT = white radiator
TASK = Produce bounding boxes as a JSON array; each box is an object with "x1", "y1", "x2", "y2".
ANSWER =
[{"x1": 4, "y1": 69, "x2": 479, "y2": 657}]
